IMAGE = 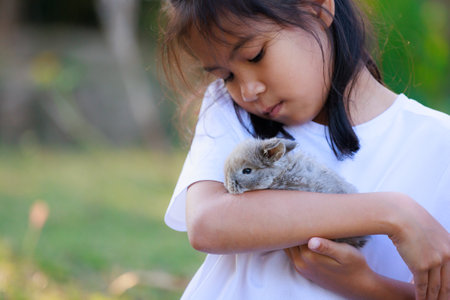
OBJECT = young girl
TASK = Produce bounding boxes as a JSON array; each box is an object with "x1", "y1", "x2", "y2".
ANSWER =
[{"x1": 160, "y1": 0, "x2": 450, "y2": 299}]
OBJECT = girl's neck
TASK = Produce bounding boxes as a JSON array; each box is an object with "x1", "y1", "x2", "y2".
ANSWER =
[
  {"x1": 313, "y1": 67, "x2": 397, "y2": 126},
  {"x1": 346, "y1": 67, "x2": 398, "y2": 126}
]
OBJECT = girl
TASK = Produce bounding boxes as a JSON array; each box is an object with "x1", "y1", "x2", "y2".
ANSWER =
[{"x1": 160, "y1": 0, "x2": 450, "y2": 299}]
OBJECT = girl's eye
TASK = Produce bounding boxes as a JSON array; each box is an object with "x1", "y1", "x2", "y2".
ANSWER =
[
  {"x1": 242, "y1": 168, "x2": 252, "y2": 174},
  {"x1": 224, "y1": 73, "x2": 234, "y2": 83},
  {"x1": 248, "y1": 48, "x2": 264, "y2": 63}
]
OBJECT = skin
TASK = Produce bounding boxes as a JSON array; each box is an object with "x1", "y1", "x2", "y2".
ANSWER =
[
  {"x1": 285, "y1": 238, "x2": 415, "y2": 300},
  {"x1": 189, "y1": 18, "x2": 333, "y2": 126},
  {"x1": 183, "y1": 1, "x2": 450, "y2": 299}
]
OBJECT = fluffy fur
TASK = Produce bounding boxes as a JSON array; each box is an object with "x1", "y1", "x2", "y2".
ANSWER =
[{"x1": 224, "y1": 137, "x2": 367, "y2": 248}]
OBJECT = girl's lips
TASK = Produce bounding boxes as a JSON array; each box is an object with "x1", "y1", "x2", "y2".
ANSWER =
[{"x1": 263, "y1": 101, "x2": 283, "y2": 118}]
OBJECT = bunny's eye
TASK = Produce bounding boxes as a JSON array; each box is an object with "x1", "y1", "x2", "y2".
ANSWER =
[{"x1": 242, "y1": 168, "x2": 252, "y2": 174}]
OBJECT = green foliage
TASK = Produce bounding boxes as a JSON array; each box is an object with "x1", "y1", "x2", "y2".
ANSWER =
[
  {"x1": 0, "y1": 147, "x2": 204, "y2": 299},
  {"x1": 367, "y1": 0, "x2": 449, "y2": 113}
]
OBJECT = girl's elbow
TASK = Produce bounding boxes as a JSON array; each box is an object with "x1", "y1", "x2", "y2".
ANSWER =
[
  {"x1": 185, "y1": 183, "x2": 234, "y2": 253},
  {"x1": 187, "y1": 227, "x2": 213, "y2": 252},
  {"x1": 186, "y1": 209, "x2": 223, "y2": 253}
]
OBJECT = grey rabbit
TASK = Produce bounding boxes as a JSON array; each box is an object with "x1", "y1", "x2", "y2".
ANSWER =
[{"x1": 224, "y1": 137, "x2": 368, "y2": 248}]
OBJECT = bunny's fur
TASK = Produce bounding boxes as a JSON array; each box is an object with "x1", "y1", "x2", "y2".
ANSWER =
[{"x1": 224, "y1": 137, "x2": 367, "y2": 248}]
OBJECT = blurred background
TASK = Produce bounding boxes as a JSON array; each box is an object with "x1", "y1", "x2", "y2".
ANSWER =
[{"x1": 0, "y1": 0, "x2": 448, "y2": 299}]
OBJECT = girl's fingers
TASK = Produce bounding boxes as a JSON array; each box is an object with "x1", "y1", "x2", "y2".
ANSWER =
[
  {"x1": 427, "y1": 267, "x2": 441, "y2": 300},
  {"x1": 288, "y1": 245, "x2": 302, "y2": 257},
  {"x1": 308, "y1": 237, "x2": 338, "y2": 257},
  {"x1": 285, "y1": 246, "x2": 306, "y2": 270},
  {"x1": 414, "y1": 272, "x2": 429, "y2": 300},
  {"x1": 307, "y1": 237, "x2": 357, "y2": 265},
  {"x1": 438, "y1": 262, "x2": 450, "y2": 300},
  {"x1": 284, "y1": 248, "x2": 292, "y2": 260}
]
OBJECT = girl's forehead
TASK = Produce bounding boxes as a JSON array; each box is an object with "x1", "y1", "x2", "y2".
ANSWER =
[
  {"x1": 188, "y1": 14, "x2": 279, "y2": 45},
  {"x1": 185, "y1": 18, "x2": 279, "y2": 59},
  {"x1": 186, "y1": 28, "x2": 264, "y2": 68},
  {"x1": 185, "y1": 27, "x2": 235, "y2": 67}
]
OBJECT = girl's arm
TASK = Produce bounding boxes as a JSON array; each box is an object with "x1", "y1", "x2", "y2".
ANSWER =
[
  {"x1": 186, "y1": 180, "x2": 450, "y2": 300},
  {"x1": 187, "y1": 181, "x2": 403, "y2": 253}
]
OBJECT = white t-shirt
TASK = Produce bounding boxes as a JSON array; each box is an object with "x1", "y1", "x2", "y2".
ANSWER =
[{"x1": 165, "y1": 80, "x2": 450, "y2": 300}]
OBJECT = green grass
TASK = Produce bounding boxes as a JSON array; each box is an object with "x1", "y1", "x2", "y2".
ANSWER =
[{"x1": 0, "y1": 146, "x2": 205, "y2": 299}]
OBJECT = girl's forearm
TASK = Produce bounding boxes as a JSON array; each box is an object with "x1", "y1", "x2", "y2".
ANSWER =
[
  {"x1": 331, "y1": 271, "x2": 415, "y2": 300},
  {"x1": 364, "y1": 274, "x2": 415, "y2": 300},
  {"x1": 186, "y1": 181, "x2": 408, "y2": 253}
]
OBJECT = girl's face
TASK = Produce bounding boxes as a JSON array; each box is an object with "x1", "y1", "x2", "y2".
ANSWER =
[{"x1": 187, "y1": 18, "x2": 332, "y2": 126}]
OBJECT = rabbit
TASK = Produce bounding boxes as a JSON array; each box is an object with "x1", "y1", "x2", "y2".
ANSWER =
[{"x1": 224, "y1": 137, "x2": 368, "y2": 248}]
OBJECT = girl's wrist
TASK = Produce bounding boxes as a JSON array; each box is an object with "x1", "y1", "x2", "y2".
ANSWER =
[
  {"x1": 377, "y1": 192, "x2": 414, "y2": 241},
  {"x1": 345, "y1": 263, "x2": 414, "y2": 300},
  {"x1": 364, "y1": 272, "x2": 415, "y2": 300},
  {"x1": 328, "y1": 263, "x2": 413, "y2": 300},
  {"x1": 352, "y1": 268, "x2": 385, "y2": 300}
]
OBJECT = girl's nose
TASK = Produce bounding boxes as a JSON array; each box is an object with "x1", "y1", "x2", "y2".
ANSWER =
[{"x1": 240, "y1": 81, "x2": 266, "y2": 102}]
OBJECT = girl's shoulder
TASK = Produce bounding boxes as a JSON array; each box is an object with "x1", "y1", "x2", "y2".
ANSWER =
[
  {"x1": 197, "y1": 80, "x2": 235, "y2": 123},
  {"x1": 397, "y1": 95, "x2": 450, "y2": 152},
  {"x1": 400, "y1": 95, "x2": 450, "y2": 131},
  {"x1": 201, "y1": 79, "x2": 233, "y2": 110},
  {"x1": 196, "y1": 79, "x2": 252, "y2": 140}
]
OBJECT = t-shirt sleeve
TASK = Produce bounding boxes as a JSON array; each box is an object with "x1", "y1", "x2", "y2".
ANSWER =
[{"x1": 164, "y1": 80, "x2": 251, "y2": 231}]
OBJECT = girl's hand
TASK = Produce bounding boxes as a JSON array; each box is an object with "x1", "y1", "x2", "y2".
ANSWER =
[
  {"x1": 388, "y1": 196, "x2": 450, "y2": 300},
  {"x1": 285, "y1": 237, "x2": 415, "y2": 300}
]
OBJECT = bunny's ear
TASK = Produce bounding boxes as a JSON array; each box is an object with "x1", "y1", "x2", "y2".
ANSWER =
[
  {"x1": 281, "y1": 139, "x2": 297, "y2": 153},
  {"x1": 262, "y1": 139, "x2": 286, "y2": 163}
]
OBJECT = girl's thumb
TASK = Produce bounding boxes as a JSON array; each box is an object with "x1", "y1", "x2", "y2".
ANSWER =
[
  {"x1": 308, "y1": 237, "x2": 359, "y2": 263},
  {"x1": 308, "y1": 237, "x2": 326, "y2": 253}
]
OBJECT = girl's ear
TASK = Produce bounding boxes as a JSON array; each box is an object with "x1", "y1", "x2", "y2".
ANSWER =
[{"x1": 313, "y1": 0, "x2": 335, "y2": 27}]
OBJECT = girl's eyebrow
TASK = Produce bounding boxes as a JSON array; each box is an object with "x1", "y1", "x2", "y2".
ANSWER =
[
  {"x1": 230, "y1": 35, "x2": 257, "y2": 59},
  {"x1": 203, "y1": 34, "x2": 257, "y2": 73}
]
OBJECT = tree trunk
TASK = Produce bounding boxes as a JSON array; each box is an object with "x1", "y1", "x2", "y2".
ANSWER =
[{"x1": 96, "y1": 0, "x2": 168, "y2": 149}]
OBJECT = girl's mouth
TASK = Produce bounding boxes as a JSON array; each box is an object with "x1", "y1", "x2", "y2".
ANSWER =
[{"x1": 263, "y1": 101, "x2": 283, "y2": 118}]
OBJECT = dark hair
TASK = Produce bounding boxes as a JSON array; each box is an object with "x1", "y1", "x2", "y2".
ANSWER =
[{"x1": 160, "y1": 0, "x2": 382, "y2": 159}]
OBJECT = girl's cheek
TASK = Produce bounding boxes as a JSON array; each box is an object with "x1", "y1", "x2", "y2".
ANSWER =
[{"x1": 226, "y1": 84, "x2": 241, "y2": 103}]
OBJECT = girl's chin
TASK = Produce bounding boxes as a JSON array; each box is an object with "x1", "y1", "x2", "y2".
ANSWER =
[{"x1": 279, "y1": 116, "x2": 312, "y2": 127}]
